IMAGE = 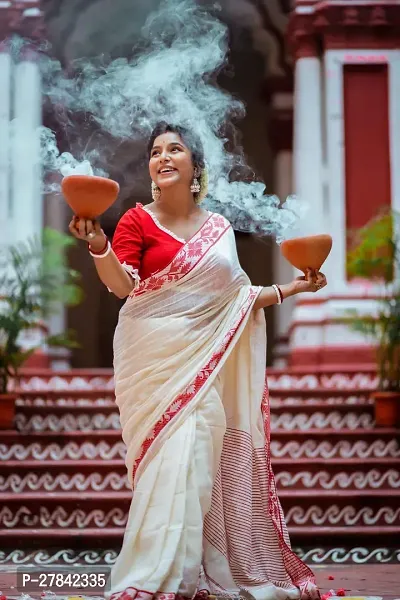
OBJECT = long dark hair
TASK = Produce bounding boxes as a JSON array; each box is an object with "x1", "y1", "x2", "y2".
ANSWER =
[{"x1": 147, "y1": 121, "x2": 205, "y2": 173}]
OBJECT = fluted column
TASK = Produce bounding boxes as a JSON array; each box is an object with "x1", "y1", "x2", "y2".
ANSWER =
[
  {"x1": 0, "y1": 45, "x2": 11, "y2": 249},
  {"x1": 11, "y1": 50, "x2": 42, "y2": 246},
  {"x1": 293, "y1": 36, "x2": 325, "y2": 234},
  {"x1": 10, "y1": 49, "x2": 46, "y2": 363},
  {"x1": 288, "y1": 35, "x2": 329, "y2": 366}
]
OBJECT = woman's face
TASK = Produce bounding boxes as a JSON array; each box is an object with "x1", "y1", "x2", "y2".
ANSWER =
[{"x1": 149, "y1": 131, "x2": 196, "y2": 191}]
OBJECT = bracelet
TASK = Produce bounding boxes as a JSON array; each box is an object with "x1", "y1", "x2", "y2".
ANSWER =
[
  {"x1": 88, "y1": 236, "x2": 108, "y2": 255},
  {"x1": 272, "y1": 284, "x2": 283, "y2": 305},
  {"x1": 89, "y1": 240, "x2": 111, "y2": 259}
]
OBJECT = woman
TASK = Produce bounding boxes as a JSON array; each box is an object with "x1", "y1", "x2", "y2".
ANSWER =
[{"x1": 69, "y1": 122, "x2": 326, "y2": 600}]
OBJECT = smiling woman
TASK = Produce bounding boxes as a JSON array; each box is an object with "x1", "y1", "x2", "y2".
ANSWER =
[
  {"x1": 68, "y1": 121, "x2": 326, "y2": 600},
  {"x1": 149, "y1": 121, "x2": 207, "y2": 206}
]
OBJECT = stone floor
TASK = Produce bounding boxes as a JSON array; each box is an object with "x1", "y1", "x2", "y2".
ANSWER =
[
  {"x1": 315, "y1": 564, "x2": 400, "y2": 599},
  {"x1": 0, "y1": 564, "x2": 399, "y2": 599}
]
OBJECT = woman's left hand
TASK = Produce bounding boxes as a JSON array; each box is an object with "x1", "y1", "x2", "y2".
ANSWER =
[{"x1": 293, "y1": 268, "x2": 327, "y2": 294}]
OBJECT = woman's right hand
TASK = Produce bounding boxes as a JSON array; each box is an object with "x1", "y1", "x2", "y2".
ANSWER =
[{"x1": 68, "y1": 216, "x2": 107, "y2": 251}]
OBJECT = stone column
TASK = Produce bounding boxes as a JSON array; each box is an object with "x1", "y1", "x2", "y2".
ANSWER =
[
  {"x1": 0, "y1": 44, "x2": 12, "y2": 249},
  {"x1": 289, "y1": 34, "x2": 329, "y2": 365},
  {"x1": 10, "y1": 49, "x2": 45, "y2": 362},
  {"x1": 11, "y1": 50, "x2": 42, "y2": 246},
  {"x1": 293, "y1": 36, "x2": 325, "y2": 235}
]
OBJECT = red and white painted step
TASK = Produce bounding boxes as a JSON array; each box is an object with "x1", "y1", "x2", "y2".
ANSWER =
[{"x1": 0, "y1": 366, "x2": 398, "y2": 570}]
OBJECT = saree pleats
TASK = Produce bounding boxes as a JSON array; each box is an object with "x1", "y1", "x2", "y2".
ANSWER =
[{"x1": 107, "y1": 382, "x2": 226, "y2": 598}]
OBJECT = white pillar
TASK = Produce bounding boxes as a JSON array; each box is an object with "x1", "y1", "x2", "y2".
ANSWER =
[
  {"x1": 388, "y1": 51, "x2": 400, "y2": 218},
  {"x1": 0, "y1": 49, "x2": 11, "y2": 248},
  {"x1": 293, "y1": 53, "x2": 325, "y2": 234},
  {"x1": 11, "y1": 56, "x2": 42, "y2": 246},
  {"x1": 324, "y1": 49, "x2": 346, "y2": 287},
  {"x1": 10, "y1": 54, "x2": 44, "y2": 355},
  {"x1": 389, "y1": 51, "x2": 400, "y2": 282},
  {"x1": 289, "y1": 44, "x2": 329, "y2": 366}
]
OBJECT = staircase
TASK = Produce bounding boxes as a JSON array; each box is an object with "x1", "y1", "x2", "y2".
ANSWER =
[{"x1": 0, "y1": 366, "x2": 399, "y2": 570}]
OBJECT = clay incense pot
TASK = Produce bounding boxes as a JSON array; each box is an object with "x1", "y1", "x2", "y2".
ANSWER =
[
  {"x1": 61, "y1": 175, "x2": 120, "y2": 219},
  {"x1": 280, "y1": 234, "x2": 333, "y2": 274}
]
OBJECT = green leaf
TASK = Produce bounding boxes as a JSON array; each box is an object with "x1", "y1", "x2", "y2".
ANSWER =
[
  {"x1": 7, "y1": 348, "x2": 36, "y2": 371},
  {"x1": 47, "y1": 330, "x2": 81, "y2": 349},
  {"x1": 347, "y1": 210, "x2": 399, "y2": 282},
  {"x1": 345, "y1": 210, "x2": 400, "y2": 391},
  {"x1": 0, "y1": 227, "x2": 83, "y2": 391}
]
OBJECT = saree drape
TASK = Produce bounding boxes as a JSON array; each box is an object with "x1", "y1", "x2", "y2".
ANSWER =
[{"x1": 106, "y1": 213, "x2": 319, "y2": 600}]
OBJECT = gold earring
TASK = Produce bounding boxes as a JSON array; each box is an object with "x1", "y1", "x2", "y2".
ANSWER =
[
  {"x1": 151, "y1": 181, "x2": 161, "y2": 201},
  {"x1": 194, "y1": 170, "x2": 208, "y2": 204},
  {"x1": 190, "y1": 177, "x2": 200, "y2": 194}
]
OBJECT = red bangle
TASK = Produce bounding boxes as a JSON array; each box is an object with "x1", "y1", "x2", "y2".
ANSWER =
[
  {"x1": 88, "y1": 237, "x2": 108, "y2": 255},
  {"x1": 276, "y1": 285, "x2": 283, "y2": 303}
]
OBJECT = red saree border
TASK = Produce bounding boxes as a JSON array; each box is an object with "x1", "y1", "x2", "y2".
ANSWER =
[
  {"x1": 130, "y1": 212, "x2": 230, "y2": 298},
  {"x1": 109, "y1": 585, "x2": 211, "y2": 600},
  {"x1": 132, "y1": 286, "x2": 259, "y2": 483},
  {"x1": 261, "y1": 386, "x2": 319, "y2": 598}
]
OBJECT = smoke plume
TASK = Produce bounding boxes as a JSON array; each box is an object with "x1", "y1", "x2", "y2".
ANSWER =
[{"x1": 13, "y1": 0, "x2": 308, "y2": 240}]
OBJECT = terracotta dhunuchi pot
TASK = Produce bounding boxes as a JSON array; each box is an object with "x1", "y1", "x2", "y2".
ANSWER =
[
  {"x1": 280, "y1": 234, "x2": 333, "y2": 273},
  {"x1": 61, "y1": 175, "x2": 120, "y2": 219}
]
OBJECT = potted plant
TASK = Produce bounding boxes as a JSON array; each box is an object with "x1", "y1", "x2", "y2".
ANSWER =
[
  {"x1": 346, "y1": 210, "x2": 400, "y2": 427},
  {"x1": 0, "y1": 227, "x2": 82, "y2": 429}
]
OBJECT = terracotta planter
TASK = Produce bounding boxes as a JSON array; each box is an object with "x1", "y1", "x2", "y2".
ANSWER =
[
  {"x1": 280, "y1": 234, "x2": 333, "y2": 274},
  {"x1": 0, "y1": 393, "x2": 17, "y2": 429},
  {"x1": 372, "y1": 391, "x2": 400, "y2": 427},
  {"x1": 62, "y1": 175, "x2": 120, "y2": 219}
]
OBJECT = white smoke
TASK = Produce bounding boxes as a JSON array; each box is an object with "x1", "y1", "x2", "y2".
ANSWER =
[
  {"x1": 39, "y1": 127, "x2": 100, "y2": 178},
  {"x1": 13, "y1": 0, "x2": 308, "y2": 240}
]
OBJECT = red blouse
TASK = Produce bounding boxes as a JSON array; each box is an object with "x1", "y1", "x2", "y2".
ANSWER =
[{"x1": 112, "y1": 203, "x2": 184, "y2": 281}]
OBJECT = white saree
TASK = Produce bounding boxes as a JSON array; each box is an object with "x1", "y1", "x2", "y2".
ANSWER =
[{"x1": 106, "y1": 213, "x2": 319, "y2": 600}]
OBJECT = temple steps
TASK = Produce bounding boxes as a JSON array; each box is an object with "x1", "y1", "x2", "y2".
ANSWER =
[
  {"x1": 2, "y1": 427, "x2": 398, "y2": 442},
  {"x1": 0, "y1": 457, "x2": 399, "y2": 491},
  {"x1": 1, "y1": 428, "x2": 399, "y2": 460},
  {"x1": 0, "y1": 489, "x2": 399, "y2": 528},
  {"x1": 14, "y1": 401, "x2": 375, "y2": 432},
  {"x1": 0, "y1": 366, "x2": 398, "y2": 567},
  {"x1": 0, "y1": 526, "x2": 398, "y2": 566},
  {"x1": 1, "y1": 525, "x2": 399, "y2": 541},
  {"x1": 15, "y1": 400, "x2": 375, "y2": 412}
]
